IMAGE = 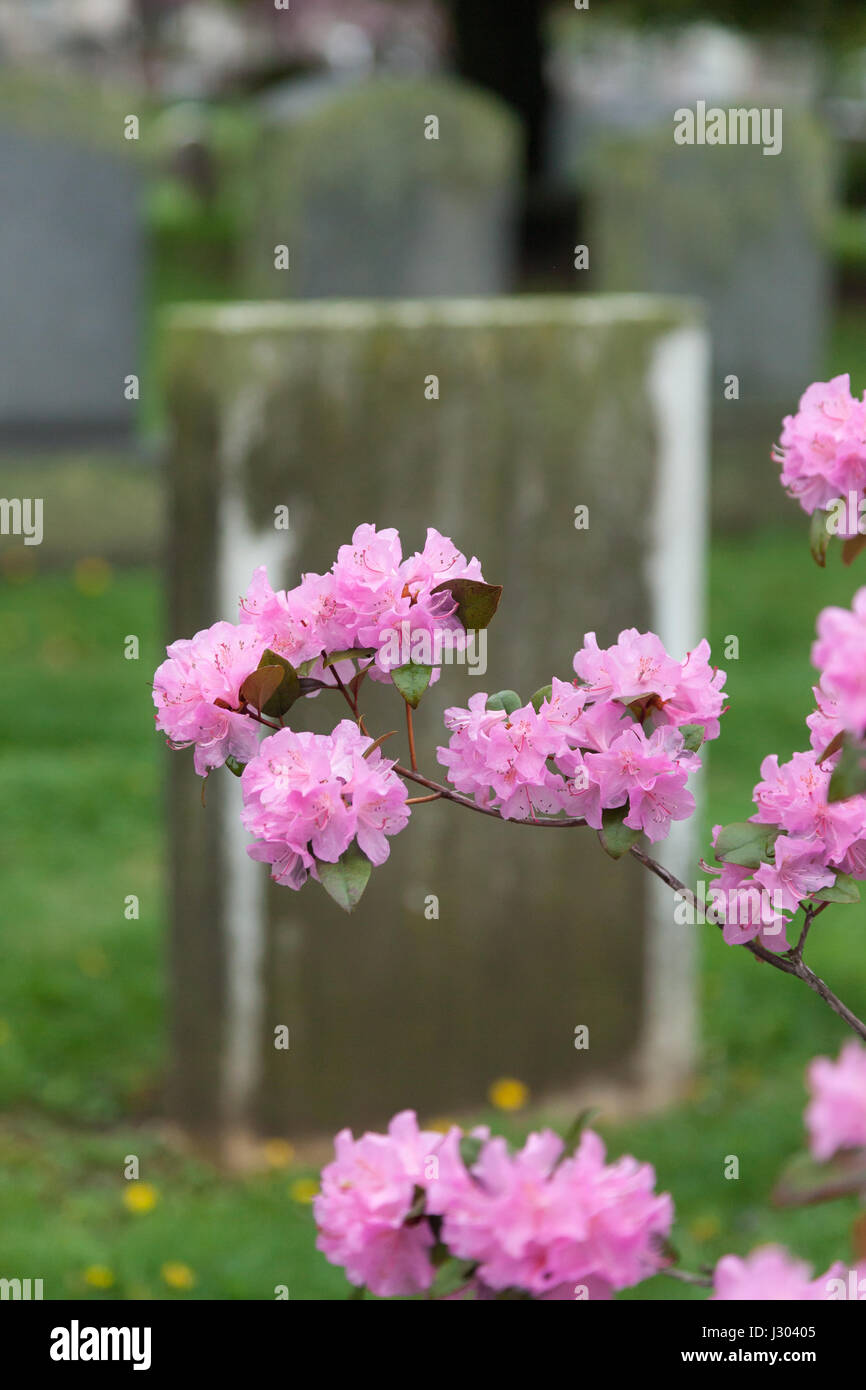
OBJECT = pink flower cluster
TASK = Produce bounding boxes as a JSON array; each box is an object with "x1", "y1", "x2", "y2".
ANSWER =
[
  {"x1": 712, "y1": 1246, "x2": 846, "y2": 1301},
  {"x1": 437, "y1": 630, "x2": 726, "y2": 842},
  {"x1": 153, "y1": 621, "x2": 267, "y2": 776},
  {"x1": 240, "y1": 721, "x2": 409, "y2": 889},
  {"x1": 712, "y1": 749, "x2": 866, "y2": 954},
  {"x1": 773, "y1": 374, "x2": 866, "y2": 528},
  {"x1": 805, "y1": 1040, "x2": 866, "y2": 1161},
  {"x1": 708, "y1": 582, "x2": 866, "y2": 951},
  {"x1": 314, "y1": 1111, "x2": 672, "y2": 1299},
  {"x1": 153, "y1": 524, "x2": 485, "y2": 779},
  {"x1": 239, "y1": 523, "x2": 483, "y2": 678},
  {"x1": 812, "y1": 587, "x2": 866, "y2": 741}
]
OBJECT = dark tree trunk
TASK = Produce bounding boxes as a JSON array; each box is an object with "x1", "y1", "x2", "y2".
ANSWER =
[{"x1": 449, "y1": 0, "x2": 548, "y2": 180}]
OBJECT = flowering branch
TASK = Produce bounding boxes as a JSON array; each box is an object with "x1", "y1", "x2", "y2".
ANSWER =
[{"x1": 153, "y1": 492, "x2": 866, "y2": 1045}]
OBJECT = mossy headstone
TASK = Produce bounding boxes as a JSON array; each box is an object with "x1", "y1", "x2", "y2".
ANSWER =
[
  {"x1": 0, "y1": 70, "x2": 147, "y2": 445},
  {"x1": 164, "y1": 295, "x2": 709, "y2": 1151},
  {"x1": 585, "y1": 113, "x2": 833, "y2": 528},
  {"x1": 238, "y1": 78, "x2": 522, "y2": 299}
]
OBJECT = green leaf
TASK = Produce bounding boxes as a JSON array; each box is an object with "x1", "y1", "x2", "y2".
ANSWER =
[
  {"x1": 811, "y1": 872, "x2": 861, "y2": 905},
  {"x1": 817, "y1": 729, "x2": 845, "y2": 765},
  {"x1": 391, "y1": 661, "x2": 433, "y2": 709},
  {"x1": 485, "y1": 690, "x2": 522, "y2": 716},
  {"x1": 597, "y1": 808, "x2": 641, "y2": 860},
  {"x1": 809, "y1": 508, "x2": 831, "y2": 567},
  {"x1": 239, "y1": 664, "x2": 284, "y2": 716},
  {"x1": 679, "y1": 723, "x2": 705, "y2": 752},
  {"x1": 430, "y1": 1256, "x2": 478, "y2": 1298},
  {"x1": 257, "y1": 649, "x2": 301, "y2": 718},
  {"x1": 828, "y1": 735, "x2": 866, "y2": 802},
  {"x1": 317, "y1": 841, "x2": 372, "y2": 913},
  {"x1": 297, "y1": 676, "x2": 327, "y2": 696},
  {"x1": 714, "y1": 821, "x2": 778, "y2": 869},
  {"x1": 530, "y1": 683, "x2": 553, "y2": 712},
  {"x1": 322, "y1": 647, "x2": 376, "y2": 667},
  {"x1": 430, "y1": 577, "x2": 502, "y2": 631},
  {"x1": 458, "y1": 1135, "x2": 484, "y2": 1171},
  {"x1": 560, "y1": 1107, "x2": 599, "y2": 1159},
  {"x1": 224, "y1": 756, "x2": 246, "y2": 778},
  {"x1": 404, "y1": 1185, "x2": 427, "y2": 1223},
  {"x1": 773, "y1": 1148, "x2": 866, "y2": 1208}
]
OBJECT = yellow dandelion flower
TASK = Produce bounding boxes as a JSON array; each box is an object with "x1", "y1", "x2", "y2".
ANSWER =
[
  {"x1": 488, "y1": 1077, "x2": 529, "y2": 1112},
  {"x1": 689, "y1": 1214, "x2": 721, "y2": 1243},
  {"x1": 83, "y1": 1265, "x2": 115, "y2": 1290},
  {"x1": 262, "y1": 1138, "x2": 295, "y2": 1169},
  {"x1": 123, "y1": 1181, "x2": 159, "y2": 1215},
  {"x1": 161, "y1": 1262, "x2": 196, "y2": 1291},
  {"x1": 74, "y1": 556, "x2": 113, "y2": 597},
  {"x1": 288, "y1": 1177, "x2": 319, "y2": 1205},
  {"x1": 76, "y1": 947, "x2": 110, "y2": 979}
]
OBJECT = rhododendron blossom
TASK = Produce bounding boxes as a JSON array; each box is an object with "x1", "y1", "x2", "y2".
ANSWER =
[
  {"x1": 241, "y1": 721, "x2": 409, "y2": 888},
  {"x1": 712, "y1": 1246, "x2": 846, "y2": 1301},
  {"x1": 812, "y1": 588, "x2": 866, "y2": 741},
  {"x1": 239, "y1": 523, "x2": 485, "y2": 681},
  {"x1": 153, "y1": 620, "x2": 266, "y2": 776},
  {"x1": 314, "y1": 1110, "x2": 443, "y2": 1298},
  {"x1": 314, "y1": 1113, "x2": 671, "y2": 1299},
  {"x1": 805, "y1": 1041, "x2": 866, "y2": 1161},
  {"x1": 428, "y1": 1125, "x2": 672, "y2": 1295},
  {"x1": 773, "y1": 374, "x2": 866, "y2": 528},
  {"x1": 437, "y1": 630, "x2": 723, "y2": 840}
]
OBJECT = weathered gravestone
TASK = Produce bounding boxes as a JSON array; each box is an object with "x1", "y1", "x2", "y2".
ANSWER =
[
  {"x1": 0, "y1": 70, "x2": 145, "y2": 446},
  {"x1": 584, "y1": 114, "x2": 833, "y2": 530},
  {"x1": 164, "y1": 295, "x2": 709, "y2": 1155},
  {"x1": 238, "y1": 78, "x2": 521, "y2": 300}
]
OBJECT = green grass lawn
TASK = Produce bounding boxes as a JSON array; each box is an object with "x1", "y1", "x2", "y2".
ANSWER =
[{"x1": 1, "y1": 529, "x2": 865, "y2": 1299}]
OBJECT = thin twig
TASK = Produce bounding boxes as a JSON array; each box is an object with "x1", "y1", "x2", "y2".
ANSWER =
[
  {"x1": 323, "y1": 650, "x2": 357, "y2": 716},
  {"x1": 237, "y1": 703, "x2": 281, "y2": 732},
  {"x1": 394, "y1": 765, "x2": 589, "y2": 827},
  {"x1": 661, "y1": 1267, "x2": 714, "y2": 1289},
  {"x1": 405, "y1": 702, "x2": 419, "y2": 773},
  {"x1": 628, "y1": 845, "x2": 866, "y2": 1043},
  {"x1": 235, "y1": 666, "x2": 866, "y2": 1043}
]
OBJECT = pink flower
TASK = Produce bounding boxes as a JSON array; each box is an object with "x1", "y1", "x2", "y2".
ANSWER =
[
  {"x1": 314, "y1": 1111, "x2": 444, "y2": 1297},
  {"x1": 812, "y1": 588, "x2": 866, "y2": 740},
  {"x1": 574, "y1": 629, "x2": 683, "y2": 703},
  {"x1": 752, "y1": 750, "x2": 865, "y2": 863},
  {"x1": 807, "y1": 684, "x2": 845, "y2": 755},
  {"x1": 659, "y1": 639, "x2": 728, "y2": 741},
  {"x1": 427, "y1": 1127, "x2": 672, "y2": 1295},
  {"x1": 333, "y1": 524, "x2": 485, "y2": 679},
  {"x1": 437, "y1": 694, "x2": 562, "y2": 820},
  {"x1": 805, "y1": 1041, "x2": 866, "y2": 1161},
  {"x1": 239, "y1": 566, "x2": 354, "y2": 667},
  {"x1": 241, "y1": 721, "x2": 409, "y2": 887},
  {"x1": 152, "y1": 620, "x2": 266, "y2": 776},
  {"x1": 436, "y1": 632, "x2": 722, "y2": 842},
  {"x1": 753, "y1": 835, "x2": 835, "y2": 913},
  {"x1": 712, "y1": 1246, "x2": 846, "y2": 1301},
  {"x1": 774, "y1": 375, "x2": 866, "y2": 522},
  {"x1": 237, "y1": 526, "x2": 488, "y2": 686},
  {"x1": 707, "y1": 869, "x2": 790, "y2": 952},
  {"x1": 586, "y1": 725, "x2": 690, "y2": 803},
  {"x1": 623, "y1": 774, "x2": 696, "y2": 844}
]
